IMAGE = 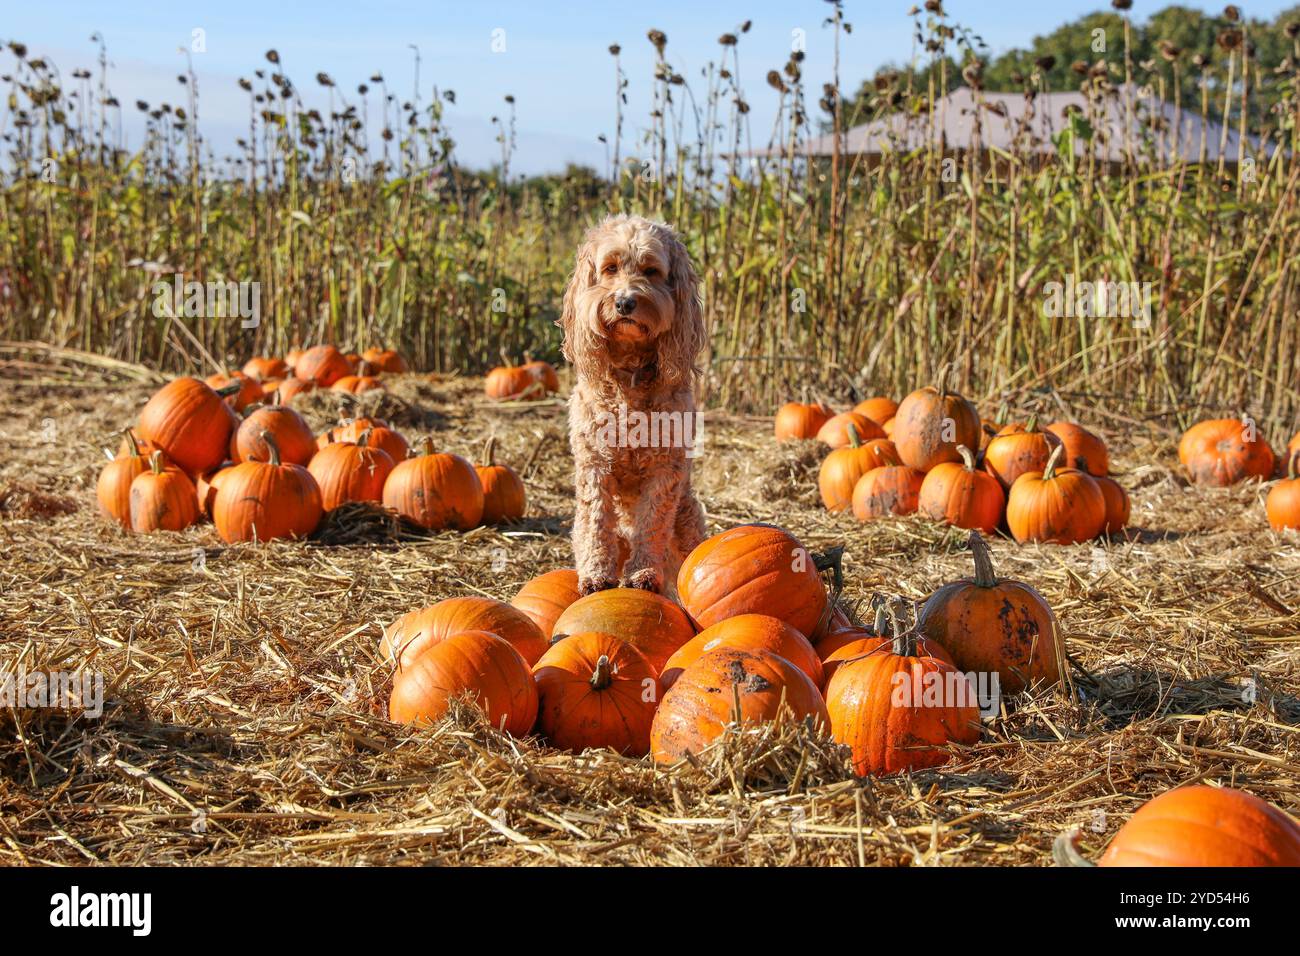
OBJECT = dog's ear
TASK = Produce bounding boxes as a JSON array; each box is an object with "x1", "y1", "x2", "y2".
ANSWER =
[
  {"x1": 661, "y1": 227, "x2": 705, "y2": 388},
  {"x1": 559, "y1": 232, "x2": 598, "y2": 367}
]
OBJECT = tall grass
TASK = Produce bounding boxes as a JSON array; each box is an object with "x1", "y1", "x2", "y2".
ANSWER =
[{"x1": 3, "y1": 6, "x2": 1300, "y2": 437}]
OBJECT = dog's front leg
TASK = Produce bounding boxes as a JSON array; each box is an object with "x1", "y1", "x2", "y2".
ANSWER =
[
  {"x1": 573, "y1": 462, "x2": 621, "y2": 595},
  {"x1": 621, "y1": 466, "x2": 682, "y2": 593}
]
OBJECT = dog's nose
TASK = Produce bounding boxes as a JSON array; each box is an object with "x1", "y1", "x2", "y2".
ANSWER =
[{"x1": 614, "y1": 293, "x2": 637, "y2": 316}]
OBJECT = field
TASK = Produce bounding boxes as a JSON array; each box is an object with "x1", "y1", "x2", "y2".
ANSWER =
[{"x1": 1, "y1": 349, "x2": 1297, "y2": 866}]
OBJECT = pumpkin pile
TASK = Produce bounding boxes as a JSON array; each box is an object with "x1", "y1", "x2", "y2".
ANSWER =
[
  {"x1": 790, "y1": 371, "x2": 1129, "y2": 544},
  {"x1": 97, "y1": 350, "x2": 531, "y2": 539},
  {"x1": 383, "y1": 525, "x2": 1067, "y2": 775}
]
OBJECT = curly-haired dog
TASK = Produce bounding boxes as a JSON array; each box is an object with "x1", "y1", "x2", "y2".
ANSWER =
[{"x1": 559, "y1": 214, "x2": 707, "y2": 596}]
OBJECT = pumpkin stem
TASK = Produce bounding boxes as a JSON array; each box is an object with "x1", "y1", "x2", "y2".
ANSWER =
[
  {"x1": 214, "y1": 381, "x2": 243, "y2": 399},
  {"x1": 1052, "y1": 829, "x2": 1096, "y2": 868},
  {"x1": 1042, "y1": 442, "x2": 1065, "y2": 481},
  {"x1": 846, "y1": 424, "x2": 861, "y2": 448},
  {"x1": 484, "y1": 435, "x2": 498, "y2": 466},
  {"x1": 122, "y1": 428, "x2": 141, "y2": 459},
  {"x1": 968, "y1": 530, "x2": 998, "y2": 587},
  {"x1": 1025, "y1": 413, "x2": 1039, "y2": 433},
  {"x1": 935, "y1": 362, "x2": 950, "y2": 398},
  {"x1": 261, "y1": 430, "x2": 282, "y2": 467},
  {"x1": 885, "y1": 601, "x2": 916, "y2": 657},
  {"x1": 871, "y1": 602, "x2": 888, "y2": 635},
  {"x1": 1290, "y1": 450, "x2": 1299, "y2": 481},
  {"x1": 357, "y1": 428, "x2": 374, "y2": 448},
  {"x1": 421, "y1": 436, "x2": 435, "y2": 457},
  {"x1": 591, "y1": 654, "x2": 613, "y2": 690},
  {"x1": 956, "y1": 444, "x2": 976, "y2": 472},
  {"x1": 148, "y1": 449, "x2": 165, "y2": 475}
]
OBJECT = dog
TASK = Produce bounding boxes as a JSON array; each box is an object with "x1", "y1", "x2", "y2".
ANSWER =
[{"x1": 559, "y1": 214, "x2": 707, "y2": 596}]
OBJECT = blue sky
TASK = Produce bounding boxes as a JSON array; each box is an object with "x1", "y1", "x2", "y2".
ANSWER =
[{"x1": 6, "y1": 1, "x2": 1298, "y2": 174}]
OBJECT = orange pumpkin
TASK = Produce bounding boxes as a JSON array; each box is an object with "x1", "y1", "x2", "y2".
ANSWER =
[
  {"x1": 1095, "y1": 475, "x2": 1131, "y2": 535},
  {"x1": 551, "y1": 587, "x2": 696, "y2": 673},
  {"x1": 242, "y1": 356, "x2": 289, "y2": 381},
  {"x1": 853, "y1": 396, "x2": 899, "y2": 427},
  {"x1": 212, "y1": 432, "x2": 323, "y2": 543},
  {"x1": 891, "y1": 366, "x2": 982, "y2": 472},
  {"x1": 851, "y1": 465, "x2": 925, "y2": 519},
  {"x1": 774, "y1": 401, "x2": 834, "y2": 441},
  {"x1": 918, "y1": 444, "x2": 1005, "y2": 533},
  {"x1": 206, "y1": 371, "x2": 262, "y2": 412},
  {"x1": 533, "y1": 632, "x2": 660, "y2": 755},
  {"x1": 677, "y1": 524, "x2": 828, "y2": 640},
  {"x1": 1084, "y1": 786, "x2": 1300, "y2": 867},
  {"x1": 649, "y1": 648, "x2": 829, "y2": 765},
  {"x1": 361, "y1": 347, "x2": 409, "y2": 374},
  {"x1": 485, "y1": 365, "x2": 544, "y2": 401},
  {"x1": 983, "y1": 416, "x2": 1060, "y2": 490},
  {"x1": 294, "y1": 345, "x2": 351, "y2": 387},
  {"x1": 821, "y1": 606, "x2": 954, "y2": 690},
  {"x1": 382, "y1": 438, "x2": 484, "y2": 530},
  {"x1": 825, "y1": 617, "x2": 981, "y2": 776},
  {"x1": 321, "y1": 417, "x2": 409, "y2": 464},
  {"x1": 819, "y1": 427, "x2": 900, "y2": 513},
  {"x1": 137, "y1": 377, "x2": 240, "y2": 475},
  {"x1": 230, "y1": 403, "x2": 317, "y2": 466},
  {"x1": 1266, "y1": 451, "x2": 1300, "y2": 531},
  {"x1": 1006, "y1": 444, "x2": 1106, "y2": 544},
  {"x1": 129, "y1": 451, "x2": 199, "y2": 533},
  {"x1": 307, "y1": 432, "x2": 395, "y2": 510},
  {"x1": 382, "y1": 596, "x2": 548, "y2": 669},
  {"x1": 881, "y1": 416, "x2": 896, "y2": 439},
  {"x1": 1045, "y1": 421, "x2": 1109, "y2": 476},
  {"x1": 659, "y1": 614, "x2": 822, "y2": 690},
  {"x1": 510, "y1": 568, "x2": 582, "y2": 640},
  {"x1": 272, "y1": 377, "x2": 316, "y2": 405},
  {"x1": 816, "y1": 411, "x2": 884, "y2": 448},
  {"x1": 388, "y1": 630, "x2": 538, "y2": 735},
  {"x1": 1178, "y1": 418, "x2": 1275, "y2": 486},
  {"x1": 195, "y1": 462, "x2": 234, "y2": 518},
  {"x1": 331, "y1": 373, "x2": 384, "y2": 394},
  {"x1": 284, "y1": 347, "x2": 305, "y2": 373},
  {"x1": 522, "y1": 358, "x2": 560, "y2": 393},
  {"x1": 917, "y1": 531, "x2": 1060, "y2": 694},
  {"x1": 475, "y1": 437, "x2": 526, "y2": 524},
  {"x1": 97, "y1": 429, "x2": 152, "y2": 529}
]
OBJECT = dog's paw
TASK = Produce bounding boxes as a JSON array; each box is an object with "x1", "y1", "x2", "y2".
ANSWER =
[
  {"x1": 578, "y1": 576, "x2": 619, "y2": 597},
  {"x1": 621, "y1": 568, "x2": 662, "y2": 593}
]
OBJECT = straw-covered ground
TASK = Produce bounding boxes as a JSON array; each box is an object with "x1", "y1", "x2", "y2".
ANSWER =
[{"x1": 1, "y1": 348, "x2": 1298, "y2": 866}]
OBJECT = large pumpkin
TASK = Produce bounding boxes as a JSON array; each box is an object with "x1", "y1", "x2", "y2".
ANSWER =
[
  {"x1": 677, "y1": 524, "x2": 828, "y2": 640},
  {"x1": 816, "y1": 412, "x2": 884, "y2": 449},
  {"x1": 551, "y1": 588, "x2": 696, "y2": 673},
  {"x1": 522, "y1": 358, "x2": 560, "y2": 393},
  {"x1": 242, "y1": 356, "x2": 289, "y2": 381},
  {"x1": 649, "y1": 648, "x2": 829, "y2": 765},
  {"x1": 851, "y1": 464, "x2": 925, "y2": 519},
  {"x1": 1045, "y1": 421, "x2": 1109, "y2": 476},
  {"x1": 1178, "y1": 418, "x2": 1275, "y2": 487},
  {"x1": 230, "y1": 403, "x2": 317, "y2": 466},
  {"x1": 212, "y1": 432, "x2": 323, "y2": 543},
  {"x1": 294, "y1": 345, "x2": 351, "y2": 387},
  {"x1": 381, "y1": 596, "x2": 548, "y2": 670},
  {"x1": 1060, "y1": 786, "x2": 1300, "y2": 867},
  {"x1": 475, "y1": 437, "x2": 526, "y2": 524},
  {"x1": 321, "y1": 416, "x2": 409, "y2": 464},
  {"x1": 388, "y1": 630, "x2": 538, "y2": 735},
  {"x1": 825, "y1": 620, "x2": 981, "y2": 776},
  {"x1": 1006, "y1": 444, "x2": 1106, "y2": 544},
  {"x1": 659, "y1": 613, "x2": 822, "y2": 690},
  {"x1": 129, "y1": 451, "x2": 199, "y2": 533},
  {"x1": 307, "y1": 433, "x2": 395, "y2": 510},
  {"x1": 361, "y1": 347, "x2": 410, "y2": 374},
  {"x1": 382, "y1": 438, "x2": 484, "y2": 530},
  {"x1": 917, "y1": 531, "x2": 1061, "y2": 694},
  {"x1": 97, "y1": 429, "x2": 152, "y2": 529},
  {"x1": 891, "y1": 366, "x2": 982, "y2": 472},
  {"x1": 137, "y1": 377, "x2": 240, "y2": 475},
  {"x1": 1267, "y1": 452, "x2": 1300, "y2": 531},
  {"x1": 774, "y1": 401, "x2": 834, "y2": 441},
  {"x1": 918, "y1": 444, "x2": 1005, "y2": 533},
  {"x1": 533, "y1": 632, "x2": 660, "y2": 755},
  {"x1": 510, "y1": 568, "x2": 582, "y2": 640},
  {"x1": 485, "y1": 365, "x2": 544, "y2": 401},
  {"x1": 983, "y1": 416, "x2": 1060, "y2": 490},
  {"x1": 818, "y1": 429, "x2": 900, "y2": 513}
]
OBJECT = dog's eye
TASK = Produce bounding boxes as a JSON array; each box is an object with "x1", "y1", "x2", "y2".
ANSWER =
[
  {"x1": 642, "y1": 267, "x2": 659, "y2": 278},
  {"x1": 602, "y1": 263, "x2": 618, "y2": 275}
]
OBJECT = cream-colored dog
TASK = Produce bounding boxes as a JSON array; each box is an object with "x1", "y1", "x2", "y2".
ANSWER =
[{"x1": 559, "y1": 214, "x2": 707, "y2": 595}]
